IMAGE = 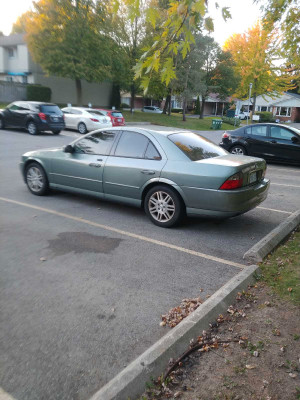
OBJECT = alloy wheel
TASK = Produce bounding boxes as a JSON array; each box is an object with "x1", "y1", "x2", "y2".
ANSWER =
[
  {"x1": 28, "y1": 122, "x2": 37, "y2": 135},
  {"x1": 231, "y1": 146, "x2": 245, "y2": 155},
  {"x1": 26, "y1": 166, "x2": 44, "y2": 193},
  {"x1": 148, "y1": 190, "x2": 176, "y2": 223}
]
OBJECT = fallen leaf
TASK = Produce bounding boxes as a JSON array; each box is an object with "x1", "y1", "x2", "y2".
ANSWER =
[
  {"x1": 288, "y1": 287, "x2": 293, "y2": 292},
  {"x1": 40, "y1": 257, "x2": 47, "y2": 261},
  {"x1": 246, "y1": 364, "x2": 257, "y2": 369}
]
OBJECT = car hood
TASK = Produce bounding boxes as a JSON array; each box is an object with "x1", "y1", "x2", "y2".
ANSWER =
[{"x1": 23, "y1": 147, "x2": 62, "y2": 158}]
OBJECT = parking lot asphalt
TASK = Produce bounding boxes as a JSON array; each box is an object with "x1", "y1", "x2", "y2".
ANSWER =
[{"x1": 0, "y1": 127, "x2": 299, "y2": 400}]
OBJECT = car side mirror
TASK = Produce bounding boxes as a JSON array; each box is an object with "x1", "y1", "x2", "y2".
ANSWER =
[
  {"x1": 63, "y1": 145, "x2": 74, "y2": 153},
  {"x1": 291, "y1": 136, "x2": 299, "y2": 143}
]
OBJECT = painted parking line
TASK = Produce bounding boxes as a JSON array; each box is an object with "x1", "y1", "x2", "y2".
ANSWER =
[
  {"x1": 257, "y1": 206, "x2": 292, "y2": 215},
  {"x1": 271, "y1": 183, "x2": 300, "y2": 188},
  {"x1": 0, "y1": 196, "x2": 245, "y2": 270}
]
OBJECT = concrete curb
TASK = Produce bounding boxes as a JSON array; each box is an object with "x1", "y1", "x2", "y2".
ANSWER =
[
  {"x1": 243, "y1": 209, "x2": 300, "y2": 264},
  {"x1": 89, "y1": 265, "x2": 260, "y2": 400}
]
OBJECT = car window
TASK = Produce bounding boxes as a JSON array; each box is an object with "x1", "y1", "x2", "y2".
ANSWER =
[
  {"x1": 111, "y1": 112, "x2": 123, "y2": 117},
  {"x1": 62, "y1": 108, "x2": 71, "y2": 114},
  {"x1": 250, "y1": 125, "x2": 267, "y2": 136},
  {"x1": 71, "y1": 109, "x2": 82, "y2": 115},
  {"x1": 168, "y1": 132, "x2": 227, "y2": 161},
  {"x1": 86, "y1": 110, "x2": 105, "y2": 116},
  {"x1": 19, "y1": 102, "x2": 30, "y2": 110},
  {"x1": 7, "y1": 103, "x2": 20, "y2": 111},
  {"x1": 74, "y1": 131, "x2": 116, "y2": 155},
  {"x1": 270, "y1": 127, "x2": 294, "y2": 141},
  {"x1": 114, "y1": 131, "x2": 149, "y2": 158},
  {"x1": 144, "y1": 142, "x2": 161, "y2": 160},
  {"x1": 40, "y1": 105, "x2": 62, "y2": 115}
]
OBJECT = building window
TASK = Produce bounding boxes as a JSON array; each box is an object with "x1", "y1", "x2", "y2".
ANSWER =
[
  {"x1": 7, "y1": 48, "x2": 14, "y2": 58},
  {"x1": 276, "y1": 107, "x2": 291, "y2": 117}
]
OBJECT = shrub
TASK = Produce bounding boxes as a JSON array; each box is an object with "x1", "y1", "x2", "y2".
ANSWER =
[
  {"x1": 221, "y1": 116, "x2": 241, "y2": 127},
  {"x1": 255, "y1": 111, "x2": 275, "y2": 122},
  {"x1": 171, "y1": 108, "x2": 183, "y2": 113},
  {"x1": 120, "y1": 102, "x2": 130, "y2": 109},
  {"x1": 26, "y1": 84, "x2": 51, "y2": 102},
  {"x1": 194, "y1": 96, "x2": 200, "y2": 115}
]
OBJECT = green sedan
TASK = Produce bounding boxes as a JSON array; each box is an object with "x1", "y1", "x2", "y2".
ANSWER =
[{"x1": 20, "y1": 127, "x2": 270, "y2": 227}]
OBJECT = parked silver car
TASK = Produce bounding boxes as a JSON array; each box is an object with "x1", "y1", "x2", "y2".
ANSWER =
[
  {"x1": 20, "y1": 128, "x2": 270, "y2": 227},
  {"x1": 61, "y1": 107, "x2": 112, "y2": 134},
  {"x1": 142, "y1": 106, "x2": 163, "y2": 114}
]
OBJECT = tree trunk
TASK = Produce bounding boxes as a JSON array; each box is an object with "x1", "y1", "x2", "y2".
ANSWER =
[
  {"x1": 182, "y1": 98, "x2": 187, "y2": 121},
  {"x1": 200, "y1": 98, "x2": 205, "y2": 119},
  {"x1": 163, "y1": 89, "x2": 171, "y2": 114},
  {"x1": 75, "y1": 78, "x2": 82, "y2": 106},
  {"x1": 168, "y1": 89, "x2": 172, "y2": 115},
  {"x1": 130, "y1": 84, "x2": 135, "y2": 114}
]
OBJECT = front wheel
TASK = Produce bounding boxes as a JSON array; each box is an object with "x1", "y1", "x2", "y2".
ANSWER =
[
  {"x1": 52, "y1": 130, "x2": 61, "y2": 135},
  {"x1": 27, "y1": 121, "x2": 39, "y2": 135},
  {"x1": 78, "y1": 122, "x2": 87, "y2": 134},
  {"x1": 144, "y1": 185, "x2": 184, "y2": 228},
  {"x1": 230, "y1": 145, "x2": 247, "y2": 155},
  {"x1": 25, "y1": 162, "x2": 49, "y2": 195}
]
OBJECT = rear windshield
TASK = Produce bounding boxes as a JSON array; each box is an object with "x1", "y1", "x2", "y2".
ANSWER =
[
  {"x1": 168, "y1": 132, "x2": 227, "y2": 161},
  {"x1": 111, "y1": 112, "x2": 123, "y2": 117},
  {"x1": 40, "y1": 105, "x2": 62, "y2": 115},
  {"x1": 86, "y1": 110, "x2": 106, "y2": 116}
]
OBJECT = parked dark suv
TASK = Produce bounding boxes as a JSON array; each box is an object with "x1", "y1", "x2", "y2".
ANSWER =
[{"x1": 0, "y1": 101, "x2": 65, "y2": 135}]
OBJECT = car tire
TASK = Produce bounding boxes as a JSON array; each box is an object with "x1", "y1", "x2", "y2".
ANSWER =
[
  {"x1": 144, "y1": 185, "x2": 185, "y2": 228},
  {"x1": 0, "y1": 117, "x2": 4, "y2": 129},
  {"x1": 25, "y1": 162, "x2": 49, "y2": 196},
  {"x1": 52, "y1": 130, "x2": 61, "y2": 135},
  {"x1": 78, "y1": 122, "x2": 87, "y2": 134},
  {"x1": 230, "y1": 145, "x2": 247, "y2": 155},
  {"x1": 27, "y1": 121, "x2": 39, "y2": 135}
]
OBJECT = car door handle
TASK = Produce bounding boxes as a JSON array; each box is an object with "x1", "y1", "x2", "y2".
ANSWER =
[
  {"x1": 141, "y1": 170, "x2": 155, "y2": 175},
  {"x1": 270, "y1": 140, "x2": 277, "y2": 144},
  {"x1": 89, "y1": 163, "x2": 102, "y2": 167}
]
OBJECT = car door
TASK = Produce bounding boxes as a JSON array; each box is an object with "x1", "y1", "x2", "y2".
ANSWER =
[
  {"x1": 103, "y1": 130, "x2": 167, "y2": 200},
  {"x1": 4, "y1": 102, "x2": 22, "y2": 127},
  {"x1": 245, "y1": 125, "x2": 272, "y2": 157},
  {"x1": 50, "y1": 131, "x2": 118, "y2": 193},
  {"x1": 268, "y1": 126, "x2": 300, "y2": 163},
  {"x1": 18, "y1": 102, "x2": 32, "y2": 128},
  {"x1": 62, "y1": 108, "x2": 72, "y2": 128}
]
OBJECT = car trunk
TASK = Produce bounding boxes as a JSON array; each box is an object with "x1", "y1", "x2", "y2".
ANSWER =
[
  {"x1": 40, "y1": 105, "x2": 64, "y2": 126},
  {"x1": 197, "y1": 154, "x2": 266, "y2": 188}
]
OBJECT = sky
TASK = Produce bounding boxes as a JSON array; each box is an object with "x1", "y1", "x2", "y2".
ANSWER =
[{"x1": 0, "y1": 0, "x2": 262, "y2": 47}]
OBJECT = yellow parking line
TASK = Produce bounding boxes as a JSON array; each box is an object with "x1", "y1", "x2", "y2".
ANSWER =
[
  {"x1": 257, "y1": 206, "x2": 292, "y2": 214},
  {"x1": 0, "y1": 196, "x2": 245, "y2": 269}
]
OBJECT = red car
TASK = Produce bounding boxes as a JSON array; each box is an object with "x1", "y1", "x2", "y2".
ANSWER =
[{"x1": 97, "y1": 109, "x2": 125, "y2": 126}]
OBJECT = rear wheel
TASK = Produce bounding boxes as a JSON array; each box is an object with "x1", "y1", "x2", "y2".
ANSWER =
[
  {"x1": 52, "y1": 130, "x2": 61, "y2": 135},
  {"x1": 144, "y1": 185, "x2": 184, "y2": 228},
  {"x1": 78, "y1": 122, "x2": 87, "y2": 134},
  {"x1": 25, "y1": 162, "x2": 49, "y2": 195},
  {"x1": 27, "y1": 121, "x2": 39, "y2": 135},
  {"x1": 230, "y1": 145, "x2": 247, "y2": 155}
]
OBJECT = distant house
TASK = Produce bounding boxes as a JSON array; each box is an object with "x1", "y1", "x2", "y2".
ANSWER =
[
  {"x1": 0, "y1": 34, "x2": 112, "y2": 106},
  {"x1": 170, "y1": 93, "x2": 231, "y2": 115},
  {"x1": 236, "y1": 92, "x2": 300, "y2": 123}
]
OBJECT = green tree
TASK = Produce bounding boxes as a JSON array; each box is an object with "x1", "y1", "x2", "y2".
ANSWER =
[{"x1": 25, "y1": 0, "x2": 118, "y2": 105}]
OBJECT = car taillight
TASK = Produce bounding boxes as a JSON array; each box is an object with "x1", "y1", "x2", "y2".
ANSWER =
[
  {"x1": 220, "y1": 172, "x2": 243, "y2": 190},
  {"x1": 38, "y1": 112, "x2": 47, "y2": 121},
  {"x1": 90, "y1": 118, "x2": 99, "y2": 122},
  {"x1": 222, "y1": 132, "x2": 231, "y2": 139}
]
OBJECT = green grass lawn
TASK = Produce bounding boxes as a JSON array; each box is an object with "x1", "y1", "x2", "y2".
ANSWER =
[
  {"x1": 260, "y1": 228, "x2": 300, "y2": 305},
  {"x1": 123, "y1": 110, "x2": 237, "y2": 131}
]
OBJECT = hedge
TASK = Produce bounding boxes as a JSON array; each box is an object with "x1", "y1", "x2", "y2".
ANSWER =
[
  {"x1": 221, "y1": 116, "x2": 241, "y2": 127},
  {"x1": 26, "y1": 85, "x2": 52, "y2": 102},
  {"x1": 171, "y1": 108, "x2": 183, "y2": 113},
  {"x1": 255, "y1": 111, "x2": 276, "y2": 123}
]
